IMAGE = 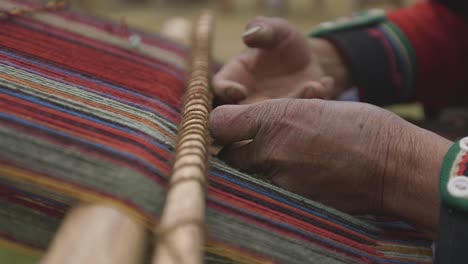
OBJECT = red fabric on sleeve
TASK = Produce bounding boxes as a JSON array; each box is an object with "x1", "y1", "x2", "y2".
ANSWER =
[{"x1": 388, "y1": 1, "x2": 468, "y2": 112}]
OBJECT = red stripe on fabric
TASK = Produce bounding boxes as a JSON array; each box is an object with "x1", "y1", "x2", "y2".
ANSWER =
[
  {"x1": 2, "y1": 102, "x2": 171, "y2": 172},
  {"x1": 15, "y1": 2, "x2": 190, "y2": 58},
  {"x1": 0, "y1": 184, "x2": 66, "y2": 219},
  {"x1": 0, "y1": 92, "x2": 172, "y2": 162},
  {"x1": 209, "y1": 186, "x2": 380, "y2": 256},
  {"x1": 0, "y1": 114, "x2": 171, "y2": 192},
  {"x1": 209, "y1": 201, "x2": 374, "y2": 263},
  {"x1": 13, "y1": 15, "x2": 186, "y2": 75},
  {"x1": 457, "y1": 153, "x2": 468, "y2": 175},
  {"x1": 210, "y1": 176, "x2": 377, "y2": 245},
  {"x1": 0, "y1": 23, "x2": 183, "y2": 107},
  {"x1": 0, "y1": 53, "x2": 180, "y2": 122},
  {"x1": 0, "y1": 117, "x2": 170, "y2": 191}
]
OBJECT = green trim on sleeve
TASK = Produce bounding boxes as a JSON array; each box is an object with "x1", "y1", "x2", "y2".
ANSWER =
[
  {"x1": 307, "y1": 11, "x2": 417, "y2": 103},
  {"x1": 309, "y1": 9, "x2": 386, "y2": 38}
]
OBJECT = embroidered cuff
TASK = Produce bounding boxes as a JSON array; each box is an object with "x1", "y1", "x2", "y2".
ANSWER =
[
  {"x1": 309, "y1": 11, "x2": 416, "y2": 106},
  {"x1": 439, "y1": 138, "x2": 468, "y2": 210},
  {"x1": 435, "y1": 138, "x2": 468, "y2": 263}
]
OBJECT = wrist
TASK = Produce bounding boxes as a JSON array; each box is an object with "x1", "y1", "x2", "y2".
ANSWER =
[
  {"x1": 309, "y1": 38, "x2": 352, "y2": 97},
  {"x1": 381, "y1": 119, "x2": 451, "y2": 236}
]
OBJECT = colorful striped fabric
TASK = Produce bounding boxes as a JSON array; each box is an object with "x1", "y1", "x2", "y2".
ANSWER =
[{"x1": 0, "y1": 0, "x2": 434, "y2": 263}]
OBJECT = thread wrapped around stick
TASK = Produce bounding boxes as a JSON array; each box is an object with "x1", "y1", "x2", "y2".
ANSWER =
[{"x1": 153, "y1": 11, "x2": 214, "y2": 264}]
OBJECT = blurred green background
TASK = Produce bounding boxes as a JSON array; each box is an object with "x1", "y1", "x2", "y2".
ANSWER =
[{"x1": 72, "y1": 0, "x2": 414, "y2": 61}]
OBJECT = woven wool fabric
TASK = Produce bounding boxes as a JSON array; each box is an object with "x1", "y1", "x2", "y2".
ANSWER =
[{"x1": 0, "y1": 0, "x2": 434, "y2": 263}]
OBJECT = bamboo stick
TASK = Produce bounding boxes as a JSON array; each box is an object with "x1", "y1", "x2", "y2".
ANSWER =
[
  {"x1": 41, "y1": 204, "x2": 148, "y2": 264},
  {"x1": 152, "y1": 11, "x2": 214, "y2": 264}
]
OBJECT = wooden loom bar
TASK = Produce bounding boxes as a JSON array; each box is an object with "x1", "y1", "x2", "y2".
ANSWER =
[
  {"x1": 41, "y1": 204, "x2": 148, "y2": 264},
  {"x1": 153, "y1": 11, "x2": 214, "y2": 264}
]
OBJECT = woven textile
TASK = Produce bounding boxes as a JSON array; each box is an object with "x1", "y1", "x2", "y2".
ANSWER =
[{"x1": 0, "y1": 0, "x2": 433, "y2": 263}]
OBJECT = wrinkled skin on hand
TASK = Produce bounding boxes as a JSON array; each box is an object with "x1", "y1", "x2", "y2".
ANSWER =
[
  {"x1": 213, "y1": 17, "x2": 336, "y2": 104},
  {"x1": 209, "y1": 99, "x2": 451, "y2": 236}
]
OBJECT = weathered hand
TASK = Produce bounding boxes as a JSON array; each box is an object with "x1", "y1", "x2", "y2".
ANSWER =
[
  {"x1": 209, "y1": 99, "x2": 451, "y2": 235},
  {"x1": 213, "y1": 17, "x2": 342, "y2": 104}
]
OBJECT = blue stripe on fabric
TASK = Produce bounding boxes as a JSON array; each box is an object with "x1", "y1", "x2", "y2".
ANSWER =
[
  {"x1": 0, "y1": 87, "x2": 173, "y2": 152},
  {"x1": 1, "y1": 59, "x2": 178, "y2": 126},
  {"x1": 210, "y1": 170, "x2": 379, "y2": 239},
  {"x1": 211, "y1": 170, "x2": 431, "y2": 246},
  {"x1": 0, "y1": 87, "x2": 172, "y2": 167},
  {"x1": 0, "y1": 49, "x2": 180, "y2": 115},
  {"x1": 0, "y1": 111, "x2": 168, "y2": 181},
  {"x1": 210, "y1": 197, "x2": 418, "y2": 264}
]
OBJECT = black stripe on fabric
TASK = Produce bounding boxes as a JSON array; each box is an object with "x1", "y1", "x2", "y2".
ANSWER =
[{"x1": 323, "y1": 29, "x2": 400, "y2": 106}]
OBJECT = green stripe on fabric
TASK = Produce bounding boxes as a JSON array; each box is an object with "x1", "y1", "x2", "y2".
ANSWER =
[
  {"x1": 0, "y1": 64, "x2": 177, "y2": 145},
  {"x1": 0, "y1": 127, "x2": 361, "y2": 263},
  {"x1": 0, "y1": 198, "x2": 59, "y2": 249},
  {"x1": 0, "y1": 246, "x2": 38, "y2": 264},
  {"x1": 0, "y1": 191, "x2": 358, "y2": 264},
  {"x1": 0, "y1": 126, "x2": 167, "y2": 218},
  {"x1": 208, "y1": 210, "x2": 358, "y2": 264}
]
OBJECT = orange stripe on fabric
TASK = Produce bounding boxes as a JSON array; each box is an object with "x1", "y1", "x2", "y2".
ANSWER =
[
  {"x1": 0, "y1": 237, "x2": 43, "y2": 257},
  {"x1": 205, "y1": 242, "x2": 275, "y2": 264},
  {"x1": 376, "y1": 243, "x2": 432, "y2": 256},
  {"x1": 0, "y1": 164, "x2": 153, "y2": 226},
  {"x1": 0, "y1": 73, "x2": 176, "y2": 140},
  {"x1": 0, "y1": 104, "x2": 171, "y2": 176}
]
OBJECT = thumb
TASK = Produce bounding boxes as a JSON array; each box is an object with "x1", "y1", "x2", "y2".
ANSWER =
[
  {"x1": 242, "y1": 17, "x2": 297, "y2": 49},
  {"x1": 209, "y1": 104, "x2": 263, "y2": 145}
]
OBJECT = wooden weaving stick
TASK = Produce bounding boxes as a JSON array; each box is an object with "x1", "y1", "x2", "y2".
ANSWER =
[
  {"x1": 42, "y1": 12, "x2": 213, "y2": 264},
  {"x1": 41, "y1": 204, "x2": 148, "y2": 264},
  {"x1": 153, "y1": 11, "x2": 214, "y2": 264}
]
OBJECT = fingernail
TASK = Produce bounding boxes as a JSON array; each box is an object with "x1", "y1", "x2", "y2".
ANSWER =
[
  {"x1": 302, "y1": 86, "x2": 317, "y2": 99},
  {"x1": 320, "y1": 76, "x2": 335, "y2": 89},
  {"x1": 230, "y1": 139, "x2": 253, "y2": 150},
  {"x1": 242, "y1": 26, "x2": 262, "y2": 38},
  {"x1": 225, "y1": 87, "x2": 246, "y2": 102}
]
